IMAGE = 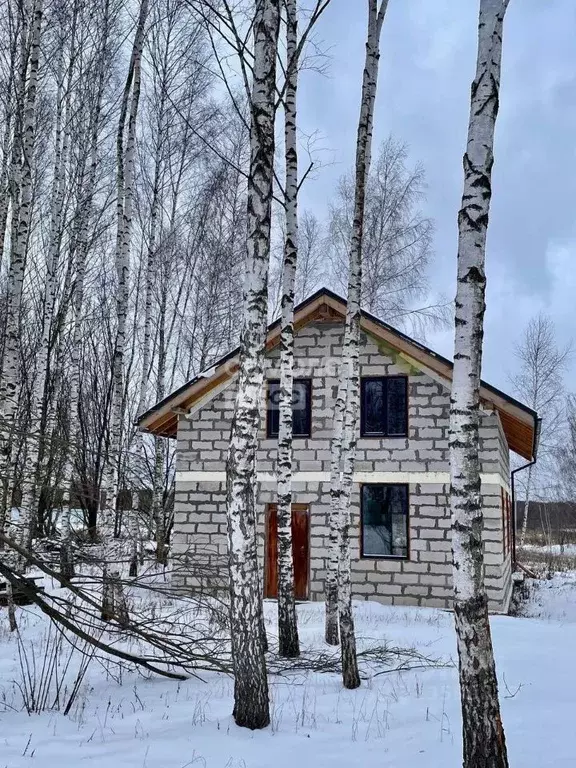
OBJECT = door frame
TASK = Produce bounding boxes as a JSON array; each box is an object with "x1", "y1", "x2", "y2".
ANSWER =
[{"x1": 264, "y1": 503, "x2": 311, "y2": 601}]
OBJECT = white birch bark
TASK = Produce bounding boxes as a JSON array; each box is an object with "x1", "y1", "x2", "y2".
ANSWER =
[
  {"x1": 276, "y1": 0, "x2": 300, "y2": 660},
  {"x1": 0, "y1": 1, "x2": 29, "y2": 289},
  {"x1": 324, "y1": 372, "x2": 346, "y2": 645},
  {"x1": 101, "y1": 0, "x2": 148, "y2": 623},
  {"x1": 0, "y1": 118, "x2": 12, "y2": 268},
  {"x1": 0, "y1": 20, "x2": 18, "y2": 268},
  {"x1": 136, "y1": 221, "x2": 157, "y2": 417},
  {"x1": 60, "y1": 0, "x2": 112, "y2": 580},
  {"x1": 449, "y1": 2, "x2": 510, "y2": 765},
  {"x1": 0, "y1": 0, "x2": 43, "y2": 540},
  {"x1": 153, "y1": 283, "x2": 168, "y2": 564},
  {"x1": 226, "y1": 0, "x2": 280, "y2": 731},
  {"x1": 324, "y1": 4, "x2": 389, "y2": 672},
  {"x1": 519, "y1": 465, "x2": 533, "y2": 548},
  {"x1": 131, "y1": 168, "x2": 160, "y2": 571},
  {"x1": 134, "y1": 3, "x2": 171, "y2": 566},
  {"x1": 136, "y1": 90, "x2": 164, "y2": 422},
  {"x1": 19, "y1": 6, "x2": 75, "y2": 550}
]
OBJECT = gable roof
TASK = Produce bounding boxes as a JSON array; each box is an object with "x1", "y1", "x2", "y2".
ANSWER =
[{"x1": 136, "y1": 287, "x2": 539, "y2": 460}]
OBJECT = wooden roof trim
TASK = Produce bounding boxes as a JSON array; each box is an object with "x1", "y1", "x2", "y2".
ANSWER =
[
  {"x1": 343, "y1": 298, "x2": 534, "y2": 432},
  {"x1": 138, "y1": 298, "x2": 335, "y2": 438},
  {"x1": 323, "y1": 295, "x2": 535, "y2": 458},
  {"x1": 186, "y1": 373, "x2": 238, "y2": 420},
  {"x1": 137, "y1": 289, "x2": 537, "y2": 458},
  {"x1": 265, "y1": 295, "x2": 335, "y2": 350},
  {"x1": 139, "y1": 366, "x2": 239, "y2": 435}
]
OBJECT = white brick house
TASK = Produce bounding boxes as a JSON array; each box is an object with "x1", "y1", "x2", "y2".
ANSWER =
[{"x1": 137, "y1": 289, "x2": 538, "y2": 613}]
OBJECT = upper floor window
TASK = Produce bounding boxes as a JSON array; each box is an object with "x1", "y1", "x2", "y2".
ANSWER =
[
  {"x1": 360, "y1": 376, "x2": 408, "y2": 437},
  {"x1": 266, "y1": 379, "x2": 312, "y2": 438},
  {"x1": 361, "y1": 484, "x2": 409, "y2": 559}
]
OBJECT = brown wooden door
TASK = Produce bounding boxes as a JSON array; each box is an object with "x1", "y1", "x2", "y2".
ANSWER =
[{"x1": 265, "y1": 504, "x2": 309, "y2": 600}]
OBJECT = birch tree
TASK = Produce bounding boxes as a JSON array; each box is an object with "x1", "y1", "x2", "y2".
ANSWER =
[
  {"x1": 558, "y1": 394, "x2": 576, "y2": 500},
  {"x1": 510, "y1": 314, "x2": 571, "y2": 546},
  {"x1": 18, "y1": 0, "x2": 77, "y2": 551},
  {"x1": 101, "y1": 0, "x2": 149, "y2": 622},
  {"x1": 132, "y1": 0, "x2": 175, "y2": 572},
  {"x1": 276, "y1": 0, "x2": 300, "y2": 660},
  {"x1": 449, "y1": 1, "x2": 511, "y2": 765},
  {"x1": 0, "y1": 0, "x2": 43, "y2": 540},
  {"x1": 226, "y1": 0, "x2": 280, "y2": 730},
  {"x1": 325, "y1": 3, "x2": 389, "y2": 695},
  {"x1": 0, "y1": 0, "x2": 21, "y2": 269},
  {"x1": 328, "y1": 136, "x2": 440, "y2": 333},
  {"x1": 59, "y1": 0, "x2": 115, "y2": 578},
  {"x1": 294, "y1": 211, "x2": 324, "y2": 301}
]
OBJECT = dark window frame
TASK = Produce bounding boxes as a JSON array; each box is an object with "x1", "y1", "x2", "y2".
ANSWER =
[
  {"x1": 360, "y1": 375, "x2": 408, "y2": 438},
  {"x1": 359, "y1": 483, "x2": 410, "y2": 561},
  {"x1": 266, "y1": 378, "x2": 312, "y2": 439}
]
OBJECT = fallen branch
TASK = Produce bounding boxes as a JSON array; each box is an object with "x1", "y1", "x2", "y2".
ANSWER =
[
  {"x1": 0, "y1": 559, "x2": 187, "y2": 681},
  {"x1": 267, "y1": 642, "x2": 449, "y2": 678},
  {"x1": 0, "y1": 531, "x2": 231, "y2": 674}
]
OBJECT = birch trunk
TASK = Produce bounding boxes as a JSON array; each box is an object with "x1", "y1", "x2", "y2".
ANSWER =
[
  {"x1": 449, "y1": 2, "x2": 510, "y2": 766},
  {"x1": 19, "y1": 6, "x2": 75, "y2": 550},
  {"x1": 0, "y1": 0, "x2": 43, "y2": 540},
  {"x1": 519, "y1": 464, "x2": 533, "y2": 548},
  {"x1": 101, "y1": 0, "x2": 148, "y2": 622},
  {"x1": 325, "y1": 3, "x2": 389, "y2": 668},
  {"x1": 132, "y1": 11, "x2": 171, "y2": 572},
  {"x1": 226, "y1": 0, "x2": 280, "y2": 731},
  {"x1": 152, "y1": 437, "x2": 166, "y2": 563},
  {"x1": 0, "y1": 0, "x2": 29, "y2": 299},
  {"x1": 131, "y1": 168, "x2": 160, "y2": 572},
  {"x1": 60, "y1": 0, "x2": 112, "y2": 580},
  {"x1": 324, "y1": 389, "x2": 344, "y2": 644},
  {"x1": 0, "y1": 114, "x2": 12, "y2": 267},
  {"x1": 136, "y1": 204, "x2": 158, "y2": 418},
  {"x1": 153, "y1": 283, "x2": 168, "y2": 565},
  {"x1": 136, "y1": 82, "x2": 165, "y2": 422},
  {"x1": 0, "y1": 20, "x2": 17, "y2": 267},
  {"x1": 276, "y1": 0, "x2": 300, "y2": 660}
]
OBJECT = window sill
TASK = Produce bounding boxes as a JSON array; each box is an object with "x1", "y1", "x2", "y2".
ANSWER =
[
  {"x1": 359, "y1": 434, "x2": 408, "y2": 439},
  {"x1": 265, "y1": 434, "x2": 312, "y2": 440}
]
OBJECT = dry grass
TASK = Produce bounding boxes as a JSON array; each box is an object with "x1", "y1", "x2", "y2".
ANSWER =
[{"x1": 517, "y1": 527, "x2": 576, "y2": 578}]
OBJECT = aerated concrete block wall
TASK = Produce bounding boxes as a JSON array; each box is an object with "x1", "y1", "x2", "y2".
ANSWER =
[{"x1": 172, "y1": 321, "x2": 513, "y2": 612}]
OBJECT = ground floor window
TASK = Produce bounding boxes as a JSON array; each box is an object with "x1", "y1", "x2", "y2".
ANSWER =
[{"x1": 360, "y1": 484, "x2": 409, "y2": 559}]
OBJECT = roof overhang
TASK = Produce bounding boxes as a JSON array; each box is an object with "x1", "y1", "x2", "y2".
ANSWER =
[{"x1": 136, "y1": 288, "x2": 538, "y2": 460}]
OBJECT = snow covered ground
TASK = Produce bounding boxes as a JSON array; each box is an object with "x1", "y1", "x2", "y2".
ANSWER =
[
  {"x1": 517, "y1": 570, "x2": 576, "y2": 622},
  {"x1": 1, "y1": 578, "x2": 575, "y2": 767}
]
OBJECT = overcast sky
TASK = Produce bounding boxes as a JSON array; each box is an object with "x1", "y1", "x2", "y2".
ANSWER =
[{"x1": 296, "y1": 0, "x2": 576, "y2": 397}]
